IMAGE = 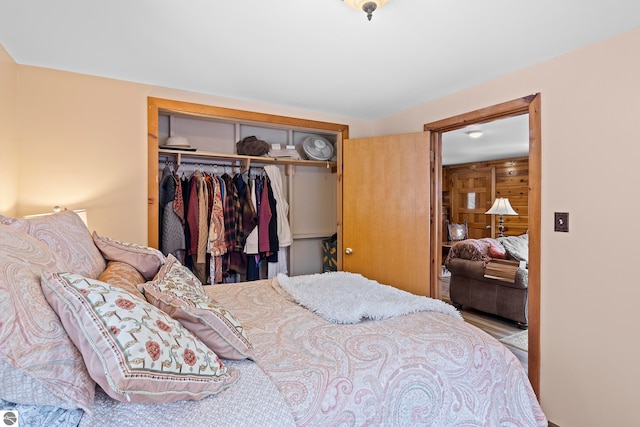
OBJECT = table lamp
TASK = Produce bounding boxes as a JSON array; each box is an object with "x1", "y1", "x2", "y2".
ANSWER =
[{"x1": 485, "y1": 198, "x2": 517, "y2": 237}]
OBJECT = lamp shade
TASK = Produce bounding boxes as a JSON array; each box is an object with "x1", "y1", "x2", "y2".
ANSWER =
[{"x1": 485, "y1": 198, "x2": 517, "y2": 216}]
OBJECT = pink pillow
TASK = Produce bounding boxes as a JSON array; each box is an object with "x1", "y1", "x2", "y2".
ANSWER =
[
  {"x1": 0, "y1": 225, "x2": 95, "y2": 412},
  {"x1": 144, "y1": 284, "x2": 254, "y2": 360},
  {"x1": 93, "y1": 232, "x2": 165, "y2": 280},
  {"x1": 1, "y1": 210, "x2": 105, "y2": 279},
  {"x1": 489, "y1": 243, "x2": 507, "y2": 259},
  {"x1": 41, "y1": 271, "x2": 240, "y2": 404}
]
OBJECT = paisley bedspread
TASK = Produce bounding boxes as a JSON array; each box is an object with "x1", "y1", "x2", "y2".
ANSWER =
[{"x1": 206, "y1": 279, "x2": 547, "y2": 427}]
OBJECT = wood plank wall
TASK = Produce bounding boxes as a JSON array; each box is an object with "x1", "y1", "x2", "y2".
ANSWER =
[{"x1": 443, "y1": 156, "x2": 529, "y2": 237}]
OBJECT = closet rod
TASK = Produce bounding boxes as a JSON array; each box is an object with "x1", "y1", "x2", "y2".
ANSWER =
[
  {"x1": 166, "y1": 160, "x2": 242, "y2": 168},
  {"x1": 161, "y1": 158, "x2": 267, "y2": 175},
  {"x1": 160, "y1": 156, "x2": 241, "y2": 167}
]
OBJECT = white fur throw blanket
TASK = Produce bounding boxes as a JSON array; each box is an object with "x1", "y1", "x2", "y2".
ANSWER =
[{"x1": 274, "y1": 272, "x2": 462, "y2": 324}]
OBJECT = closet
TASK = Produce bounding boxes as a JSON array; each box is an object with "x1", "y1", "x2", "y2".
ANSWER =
[{"x1": 147, "y1": 97, "x2": 348, "y2": 282}]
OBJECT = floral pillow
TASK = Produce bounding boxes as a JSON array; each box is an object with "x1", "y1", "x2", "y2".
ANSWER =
[
  {"x1": 93, "y1": 232, "x2": 165, "y2": 280},
  {"x1": 98, "y1": 261, "x2": 146, "y2": 300},
  {"x1": 144, "y1": 284, "x2": 254, "y2": 360},
  {"x1": 0, "y1": 210, "x2": 105, "y2": 279},
  {"x1": 0, "y1": 225, "x2": 95, "y2": 412},
  {"x1": 40, "y1": 272, "x2": 240, "y2": 404},
  {"x1": 145, "y1": 253, "x2": 205, "y2": 299}
]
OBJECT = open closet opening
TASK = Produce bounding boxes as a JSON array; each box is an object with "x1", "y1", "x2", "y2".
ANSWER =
[
  {"x1": 425, "y1": 94, "x2": 542, "y2": 398},
  {"x1": 147, "y1": 97, "x2": 348, "y2": 286}
]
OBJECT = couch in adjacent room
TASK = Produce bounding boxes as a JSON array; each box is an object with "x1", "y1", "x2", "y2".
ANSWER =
[{"x1": 444, "y1": 234, "x2": 529, "y2": 328}]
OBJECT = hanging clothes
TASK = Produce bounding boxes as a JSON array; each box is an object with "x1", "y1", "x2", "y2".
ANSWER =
[
  {"x1": 257, "y1": 176, "x2": 272, "y2": 255},
  {"x1": 185, "y1": 170, "x2": 206, "y2": 283},
  {"x1": 171, "y1": 170, "x2": 186, "y2": 263},
  {"x1": 266, "y1": 176, "x2": 279, "y2": 260},
  {"x1": 208, "y1": 175, "x2": 226, "y2": 284},
  {"x1": 159, "y1": 166, "x2": 185, "y2": 258},
  {"x1": 263, "y1": 165, "x2": 292, "y2": 247},
  {"x1": 159, "y1": 164, "x2": 298, "y2": 283},
  {"x1": 172, "y1": 171, "x2": 185, "y2": 225},
  {"x1": 264, "y1": 165, "x2": 292, "y2": 278},
  {"x1": 244, "y1": 176, "x2": 259, "y2": 256},
  {"x1": 221, "y1": 173, "x2": 241, "y2": 277},
  {"x1": 196, "y1": 171, "x2": 209, "y2": 265},
  {"x1": 186, "y1": 171, "x2": 200, "y2": 258},
  {"x1": 235, "y1": 173, "x2": 258, "y2": 241},
  {"x1": 268, "y1": 247, "x2": 289, "y2": 279},
  {"x1": 244, "y1": 175, "x2": 262, "y2": 281},
  {"x1": 225, "y1": 173, "x2": 258, "y2": 278},
  {"x1": 181, "y1": 173, "x2": 193, "y2": 270}
]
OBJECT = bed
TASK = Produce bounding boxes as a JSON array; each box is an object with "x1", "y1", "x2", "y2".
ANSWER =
[{"x1": 0, "y1": 211, "x2": 547, "y2": 426}]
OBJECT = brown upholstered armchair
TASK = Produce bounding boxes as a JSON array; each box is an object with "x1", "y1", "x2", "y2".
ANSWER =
[{"x1": 444, "y1": 235, "x2": 529, "y2": 329}]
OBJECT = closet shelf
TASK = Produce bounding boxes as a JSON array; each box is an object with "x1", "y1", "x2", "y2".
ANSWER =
[{"x1": 159, "y1": 148, "x2": 337, "y2": 170}]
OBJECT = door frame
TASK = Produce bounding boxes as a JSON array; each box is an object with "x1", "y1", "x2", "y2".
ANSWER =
[{"x1": 425, "y1": 94, "x2": 542, "y2": 398}]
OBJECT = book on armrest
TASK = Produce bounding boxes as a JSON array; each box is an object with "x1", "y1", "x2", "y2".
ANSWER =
[{"x1": 484, "y1": 259, "x2": 520, "y2": 283}]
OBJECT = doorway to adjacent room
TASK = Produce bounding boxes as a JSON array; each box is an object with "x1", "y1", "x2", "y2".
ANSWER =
[{"x1": 425, "y1": 94, "x2": 541, "y2": 398}]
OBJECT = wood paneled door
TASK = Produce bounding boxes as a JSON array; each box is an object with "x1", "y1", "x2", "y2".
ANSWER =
[
  {"x1": 450, "y1": 167, "x2": 495, "y2": 239},
  {"x1": 341, "y1": 132, "x2": 431, "y2": 296}
]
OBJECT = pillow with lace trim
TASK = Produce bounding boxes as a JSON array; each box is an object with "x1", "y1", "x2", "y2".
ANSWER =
[
  {"x1": 41, "y1": 271, "x2": 239, "y2": 404},
  {"x1": 144, "y1": 284, "x2": 254, "y2": 360}
]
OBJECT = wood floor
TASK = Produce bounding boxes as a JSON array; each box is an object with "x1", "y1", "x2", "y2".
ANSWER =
[{"x1": 441, "y1": 275, "x2": 528, "y2": 373}]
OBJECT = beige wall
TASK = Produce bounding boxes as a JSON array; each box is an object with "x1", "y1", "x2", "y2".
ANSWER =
[
  {"x1": 377, "y1": 27, "x2": 640, "y2": 427},
  {"x1": 0, "y1": 44, "x2": 18, "y2": 215},
  {"x1": 3, "y1": 27, "x2": 640, "y2": 426}
]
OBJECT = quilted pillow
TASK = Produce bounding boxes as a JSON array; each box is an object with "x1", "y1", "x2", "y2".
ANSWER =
[
  {"x1": 93, "y1": 232, "x2": 166, "y2": 280},
  {"x1": 144, "y1": 284, "x2": 254, "y2": 360},
  {"x1": 145, "y1": 253, "x2": 205, "y2": 298},
  {"x1": 40, "y1": 272, "x2": 240, "y2": 404},
  {"x1": 0, "y1": 210, "x2": 105, "y2": 279},
  {"x1": 0, "y1": 225, "x2": 95, "y2": 412},
  {"x1": 98, "y1": 261, "x2": 146, "y2": 300}
]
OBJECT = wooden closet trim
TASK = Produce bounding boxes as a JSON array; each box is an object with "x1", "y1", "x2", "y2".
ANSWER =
[
  {"x1": 147, "y1": 97, "x2": 349, "y2": 249},
  {"x1": 424, "y1": 93, "x2": 542, "y2": 399}
]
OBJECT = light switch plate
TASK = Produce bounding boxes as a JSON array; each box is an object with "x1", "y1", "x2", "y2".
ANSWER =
[{"x1": 554, "y1": 212, "x2": 569, "y2": 232}]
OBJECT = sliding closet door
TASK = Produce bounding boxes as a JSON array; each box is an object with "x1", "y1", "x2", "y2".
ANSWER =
[{"x1": 342, "y1": 132, "x2": 431, "y2": 296}]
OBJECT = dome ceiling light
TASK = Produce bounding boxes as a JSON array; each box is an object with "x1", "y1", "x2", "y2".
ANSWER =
[{"x1": 465, "y1": 126, "x2": 483, "y2": 139}]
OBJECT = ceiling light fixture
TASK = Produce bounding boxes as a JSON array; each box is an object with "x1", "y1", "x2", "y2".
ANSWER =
[
  {"x1": 465, "y1": 126, "x2": 483, "y2": 139},
  {"x1": 343, "y1": 0, "x2": 389, "y2": 21}
]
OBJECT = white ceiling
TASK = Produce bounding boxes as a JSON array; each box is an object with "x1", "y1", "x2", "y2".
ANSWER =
[
  {"x1": 442, "y1": 114, "x2": 529, "y2": 165},
  {"x1": 1, "y1": 0, "x2": 638, "y2": 122}
]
